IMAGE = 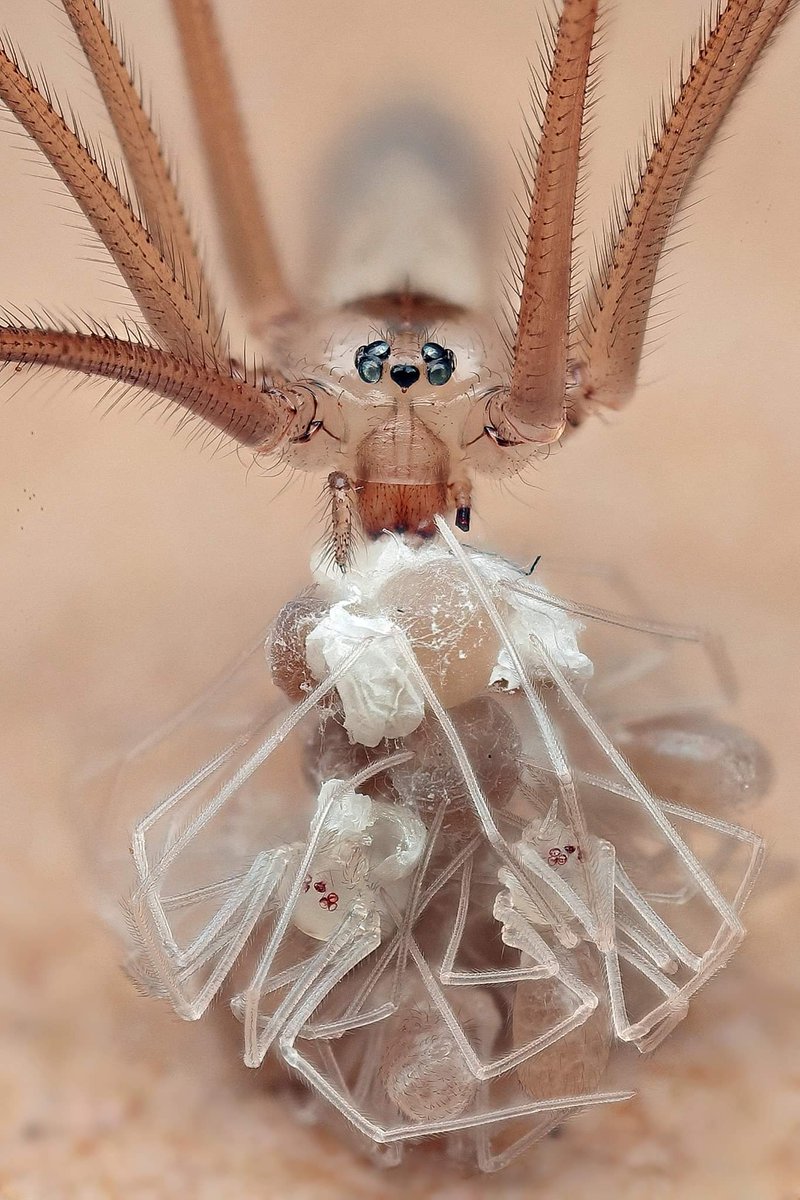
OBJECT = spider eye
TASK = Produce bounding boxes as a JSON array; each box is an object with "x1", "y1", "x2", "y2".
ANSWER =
[
  {"x1": 355, "y1": 343, "x2": 387, "y2": 384},
  {"x1": 421, "y1": 344, "x2": 455, "y2": 386},
  {"x1": 357, "y1": 357, "x2": 383, "y2": 383}
]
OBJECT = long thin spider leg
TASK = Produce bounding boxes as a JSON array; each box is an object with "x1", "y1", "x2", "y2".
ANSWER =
[
  {"x1": 168, "y1": 0, "x2": 292, "y2": 333},
  {"x1": 571, "y1": 0, "x2": 796, "y2": 422},
  {"x1": 60, "y1": 0, "x2": 220, "y2": 343},
  {"x1": 0, "y1": 323, "x2": 304, "y2": 449},
  {"x1": 488, "y1": 0, "x2": 597, "y2": 448},
  {"x1": 0, "y1": 39, "x2": 216, "y2": 363}
]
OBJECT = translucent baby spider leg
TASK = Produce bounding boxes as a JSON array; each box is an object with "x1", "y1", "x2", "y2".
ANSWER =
[
  {"x1": 346, "y1": 1024, "x2": 391, "y2": 1120},
  {"x1": 243, "y1": 907, "x2": 383, "y2": 1070},
  {"x1": 131, "y1": 647, "x2": 369, "y2": 890},
  {"x1": 613, "y1": 865, "x2": 705, "y2": 972},
  {"x1": 607, "y1": 942, "x2": 690, "y2": 1051},
  {"x1": 474, "y1": 1107, "x2": 588, "y2": 1174},
  {"x1": 256, "y1": 756, "x2": 461, "y2": 1036},
  {"x1": 282, "y1": 944, "x2": 633, "y2": 1148},
  {"x1": 395, "y1": 629, "x2": 603, "y2": 949},
  {"x1": 334, "y1": 833, "x2": 490, "y2": 1029},
  {"x1": 433, "y1": 518, "x2": 756, "y2": 1044},
  {"x1": 127, "y1": 653, "x2": 372, "y2": 1017},
  {"x1": 324, "y1": 829, "x2": 561, "y2": 1053},
  {"x1": 432, "y1": 520, "x2": 614, "y2": 949},
  {"x1": 570, "y1": 0, "x2": 796, "y2": 423},
  {"x1": 382, "y1": 893, "x2": 599, "y2": 1083},
  {"x1": 300, "y1": 995, "x2": 398, "y2": 1042},
  {"x1": 126, "y1": 849, "x2": 290, "y2": 1020},
  {"x1": 514, "y1": 558, "x2": 675, "y2": 700},
  {"x1": 237, "y1": 749, "x2": 411, "y2": 1067},
  {"x1": 503, "y1": 577, "x2": 737, "y2": 704},
  {"x1": 613, "y1": 913, "x2": 680, "y2": 974},
  {"x1": 576, "y1": 765, "x2": 764, "y2": 908},
  {"x1": 487, "y1": 0, "x2": 598, "y2": 447},
  {"x1": 439, "y1": 852, "x2": 561, "y2": 986},
  {"x1": 655, "y1": 796, "x2": 764, "y2": 911},
  {"x1": 387, "y1": 795, "x2": 450, "y2": 999},
  {"x1": 510, "y1": 616, "x2": 755, "y2": 1044},
  {"x1": 510, "y1": 633, "x2": 754, "y2": 930},
  {"x1": 60, "y1": 0, "x2": 220, "y2": 343},
  {"x1": 105, "y1": 624, "x2": 271, "y2": 807},
  {"x1": 125, "y1": 733, "x2": 291, "y2": 1018},
  {"x1": 128, "y1": 736, "x2": 258, "y2": 980},
  {"x1": 168, "y1": 0, "x2": 294, "y2": 332}
]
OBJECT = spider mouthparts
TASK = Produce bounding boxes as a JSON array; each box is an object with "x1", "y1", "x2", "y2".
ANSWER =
[{"x1": 455, "y1": 506, "x2": 471, "y2": 533}]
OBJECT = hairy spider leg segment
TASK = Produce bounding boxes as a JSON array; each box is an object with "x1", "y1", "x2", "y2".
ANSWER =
[
  {"x1": 491, "y1": 0, "x2": 795, "y2": 448},
  {"x1": 61, "y1": 0, "x2": 219, "y2": 342},
  {"x1": 0, "y1": 325, "x2": 306, "y2": 451},
  {"x1": 0, "y1": 38, "x2": 216, "y2": 363},
  {"x1": 0, "y1": 4, "x2": 319, "y2": 452},
  {"x1": 569, "y1": 0, "x2": 797, "y2": 423},
  {"x1": 488, "y1": 0, "x2": 598, "y2": 448},
  {"x1": 168, "y1": 0, "x2": 294, "y2": 333}
]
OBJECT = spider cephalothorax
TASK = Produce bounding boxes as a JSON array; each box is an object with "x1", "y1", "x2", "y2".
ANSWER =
[
  {"x1": 0, "y1": 0, "x2": 794, "y2": 569},
  {"x1": 275, "y1": 295, "x2": 526, "y2": 548}
]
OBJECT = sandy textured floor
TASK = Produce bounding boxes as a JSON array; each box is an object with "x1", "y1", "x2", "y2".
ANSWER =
[{"x1": 1, "y1": 1, "x2": 799, "y2": 1196}]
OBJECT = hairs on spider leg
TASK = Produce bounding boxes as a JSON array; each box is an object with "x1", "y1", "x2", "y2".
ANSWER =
[
  {"x1": 251, "y1": 452, "x2": 296, "y2": 494},
  {"x1": 241, "y1": 443, "x2": 285, "y2": 483}
]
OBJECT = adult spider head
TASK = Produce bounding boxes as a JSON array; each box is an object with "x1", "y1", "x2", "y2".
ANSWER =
[
  {"x1": 0, "y1": 0, "x2": 792, "y2": 573},
  {"x1": 276, "y1": 297, "x2": 537, "y2": 556}
]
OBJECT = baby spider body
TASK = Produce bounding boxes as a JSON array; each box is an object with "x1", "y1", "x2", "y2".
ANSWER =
[{"x1": 0, "y1": 0, "x2": 794, "y2": 1175}]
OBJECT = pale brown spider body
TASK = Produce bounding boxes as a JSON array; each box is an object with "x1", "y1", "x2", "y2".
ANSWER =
[
  {"x1": 277, "y1": 297, "x2": 516, "y2": 541},
  {"x1": 1, "y1": 0, "x2": 793, "y2": 568}
]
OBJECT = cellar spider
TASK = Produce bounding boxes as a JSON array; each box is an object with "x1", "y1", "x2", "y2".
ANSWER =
[
  {"x1": 0, "y1": 0, "x2": 796, "y2": 1175},
  {"x1": 0, "y1": 0, "x2": 795, "y2": 567}
]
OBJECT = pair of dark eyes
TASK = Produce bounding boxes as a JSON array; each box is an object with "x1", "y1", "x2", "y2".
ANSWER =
[{"x1": 354, "y1": 341, "x2": 455, "y2": 386}]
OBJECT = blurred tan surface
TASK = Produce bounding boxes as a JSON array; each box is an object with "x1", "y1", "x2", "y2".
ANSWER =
[{"x1": 1, "y1": 1, "x2": 799, "y2": 1196}]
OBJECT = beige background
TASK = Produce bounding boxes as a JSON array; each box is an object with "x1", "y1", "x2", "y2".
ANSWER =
[{"x1": 1, "y1": 1, "x2": 799, "y2": 1196}]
